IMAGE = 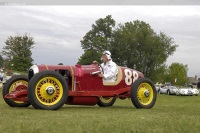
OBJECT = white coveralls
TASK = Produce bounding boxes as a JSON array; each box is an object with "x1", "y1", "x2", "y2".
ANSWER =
[{"x1": 100, "y1": 60, "x2": 118, "y2": 82}]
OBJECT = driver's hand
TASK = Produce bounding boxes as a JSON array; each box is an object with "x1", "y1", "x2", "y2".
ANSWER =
[
  {"x1": 93, "y1": 60, "x2": 98, "y2": 64},
  {"x1": 98, "y1": 72, "x2": 104, "y2": 78}
]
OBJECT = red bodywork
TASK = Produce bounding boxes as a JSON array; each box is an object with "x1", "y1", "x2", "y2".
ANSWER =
[{"x1": 5, "y1": 64, "x2": 144, "y2": 106}]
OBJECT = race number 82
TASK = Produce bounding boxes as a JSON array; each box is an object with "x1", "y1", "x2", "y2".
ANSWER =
[{"x1": 124, "y1": 69, "x2": 139, "y2": 85}]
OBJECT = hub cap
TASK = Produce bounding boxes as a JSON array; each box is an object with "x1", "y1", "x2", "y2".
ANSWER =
[
  {"x1": 144, "y1": 90, "x2": 150, "y2": 97},
  {"x1": 46, "y1": 86, "x2": 55, "y2": 95}
]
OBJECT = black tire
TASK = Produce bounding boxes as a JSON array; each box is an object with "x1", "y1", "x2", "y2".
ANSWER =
[
  {"x1": 2, "y1": 75, "x2": 31, "y2": 107},
  {"x1": 97, "y1": 97, "x2": 116, "y2": 107},
  {"x1": 158, "y1": 89, "x2": 160, "y2": 94},
  {"x1": 130, "y1": 78, "x2": 157, "y2": 109},
  {"x1": 27, "y1": 70, "x2": 68, "y2": 110}
]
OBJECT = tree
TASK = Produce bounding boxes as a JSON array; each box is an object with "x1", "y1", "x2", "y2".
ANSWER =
[
  {"x1": 111, "y1": 20, "x2": 178, "y2": 81},
  {"x1": 1, "y1": 34, "x2": 35, "y2": 72},
  {"x1": 78, "y1": 16, "x2": 178, "y2": 82},
  {"x1": 78, "y1": 15, "x2": 115, "y2": 64},
  {"x1": 78, "y1": 49, "x2": 101, "y2": 65},
  {"x1": 164, "y1": 63, "x2": 188, "y2": 86},
  {"x1": 0, "y1": 55, "x2": 4, "y2": 67}
]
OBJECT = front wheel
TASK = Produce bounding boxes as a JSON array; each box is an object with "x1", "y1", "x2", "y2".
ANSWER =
[
  {"x1": 97, "y1": 97, "x2": 116, "y2": 107},
  {"x1": 130, "y1": 78, "x2": 157, "y2": 109},
  {"x1": 2, "y1": 75, "x2": 30, "y2": 107},
  {"x1": 27, "y1": 70, "x2": 68, "y2": 110}
]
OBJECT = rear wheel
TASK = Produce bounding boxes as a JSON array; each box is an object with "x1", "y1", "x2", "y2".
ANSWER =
[
  {"x1": 28, "y1": 70, "x2": 68, "y2": 110},
  {"x1": 97, "y1": 97, "x2": 116, "y2": 107},
  {"x1": 2, "y1": 75, "x2": 30, "y2": 107},
  {"x1": 130, "y1": 78, "x2": 157, "y2": 109}
]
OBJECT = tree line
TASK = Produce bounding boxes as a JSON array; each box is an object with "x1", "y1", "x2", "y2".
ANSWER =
[{"x1": 0, "y1": 15, "x2": 189, "y2": 85}]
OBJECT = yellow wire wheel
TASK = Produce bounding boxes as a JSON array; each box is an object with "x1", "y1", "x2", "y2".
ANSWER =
[
  {"x1": 35, "y1": 77, "x2": 64, "y2": 106},
  {"x1": 8, "y1": 80, "x2": 28, "y2": 93},
  {"x1": 9, "y1": 80, "x2": 28, "y2": 104},
  {"x1": 28, "y1": 70, "x2": 68, "y2": 110},
  {"x1": 130, "y1": 78, "x2": 157, "y2": 109},
  {"x1": 99, "y1": 97, "x2": 114, "y2": 103},
  {"x1": 97, "y1": 97, "x2": 116, "y2": 107},
  {"x1": 137, "y1": 83, "x2": 154, "y2": 105},
  {"x1": 2, "y1": 75, "x2": 31, "y2": 107}
]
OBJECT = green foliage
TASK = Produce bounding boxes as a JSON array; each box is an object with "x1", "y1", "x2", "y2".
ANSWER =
[
  {"x1": 152, "y1": 64, "x2": 168, "y2": 83},
  {"x1": 111, "y1": 20, "x2": 178, "y2": 81},
  {"x1": 164, "y1": 62, "x2": 189, "y2": 86},
  {"x1": 78, "y1": 15, "x2": 115, "y2": 64},
  {"x1": 0, "y1": 54, "x2": 3, "y2": 67},
  {"x1": 1, "y1": 33, "x2": 35, "y2": 72},
  {"x1": 78, "y1": 49, "x2": 101, "y2": 65}
]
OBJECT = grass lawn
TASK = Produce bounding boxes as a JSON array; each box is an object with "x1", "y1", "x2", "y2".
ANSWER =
[{"x1": 0, "y1": 88, "x2": 200, "y2": 133}]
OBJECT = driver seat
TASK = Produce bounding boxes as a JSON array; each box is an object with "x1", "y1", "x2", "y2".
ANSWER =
[{"x1": 103, "y1": 67, "x2": 123, "y2": 86}]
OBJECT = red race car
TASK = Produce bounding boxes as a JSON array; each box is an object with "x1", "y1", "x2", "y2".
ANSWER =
[{"x1": 3, "y1": 63, "x2": 157, "y2": 110}]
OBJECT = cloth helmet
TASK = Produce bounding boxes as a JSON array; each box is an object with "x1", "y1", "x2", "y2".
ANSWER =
[{"x1": 102, "y1": 50, "x2": 112, "y2": 60}]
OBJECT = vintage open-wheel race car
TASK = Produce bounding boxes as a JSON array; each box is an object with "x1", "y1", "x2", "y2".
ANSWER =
[{"x1": 2, "y1": 62, "x2": 157, "y2": 110}]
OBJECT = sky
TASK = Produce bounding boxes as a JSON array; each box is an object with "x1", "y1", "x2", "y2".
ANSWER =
[
  {"x1": 0, "y1": 0, "x2": 200, "y2": 5},
  {"x1": 0, "y1": 5, "x2": 200, "y2": 77}
]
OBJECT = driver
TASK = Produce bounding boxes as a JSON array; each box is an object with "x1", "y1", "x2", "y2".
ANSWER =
[{"x1": 97, "y1": 50, "x2": 118, "y2": 82}]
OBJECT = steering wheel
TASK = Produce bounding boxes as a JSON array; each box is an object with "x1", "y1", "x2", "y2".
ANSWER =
[{"x1": 93, "y1": 61, "x2": 104, "y2": 74}]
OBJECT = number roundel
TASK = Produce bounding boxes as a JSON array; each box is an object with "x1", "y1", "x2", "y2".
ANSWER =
[{"x1": 124, "y1": 69, "x2": 139, "y2": 85}]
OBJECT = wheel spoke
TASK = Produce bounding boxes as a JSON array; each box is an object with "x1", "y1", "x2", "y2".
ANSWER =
[
  {"x1": 137, "y1": 83, "x2": 154, "y2": 105},
  {"x1": 35, "y1": 77, "x2": 63, "y2": 106}
]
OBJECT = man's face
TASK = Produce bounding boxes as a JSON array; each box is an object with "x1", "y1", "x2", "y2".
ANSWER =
[{"x1": 101, "y1": 54, "x2": 108, "y2": 62}]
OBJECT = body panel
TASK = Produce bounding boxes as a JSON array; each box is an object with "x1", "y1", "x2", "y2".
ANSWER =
[{"x1": 30, "y1": 64, "x2": 144, "y2": 95}]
